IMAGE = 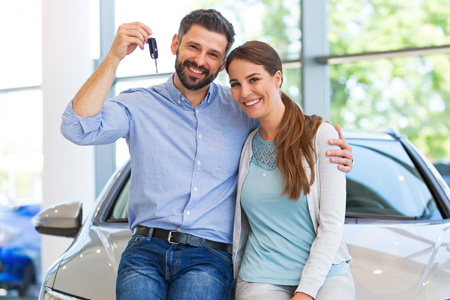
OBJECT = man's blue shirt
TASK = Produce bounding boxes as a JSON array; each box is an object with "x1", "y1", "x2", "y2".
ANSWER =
[{"x1": 61, "y1": 75, "x2": 258, "y2": 243}]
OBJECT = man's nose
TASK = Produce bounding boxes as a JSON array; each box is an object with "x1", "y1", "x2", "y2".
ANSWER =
[{"x1": 194, "y1": 52, "x2": 207, "y2": 67}]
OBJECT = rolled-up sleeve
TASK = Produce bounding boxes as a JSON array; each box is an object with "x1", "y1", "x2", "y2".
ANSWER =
[{"x1": 61, "y1": 99, "x2": 131, "y2": 146}]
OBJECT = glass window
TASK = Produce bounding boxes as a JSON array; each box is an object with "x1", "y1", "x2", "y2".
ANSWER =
[
  {"x1": 330, "y1": 54, "x2": 450, "y2": 161},
  {"x1": 346, "y1": 138, "x2": 442, "y2": 220},
  {"x1": 283, "y1": 66, "x2": 302, "y2": 104},
  {"x1": 0, "y1": 1, "x2": 42, "y2": 89},
  {"x1": 434, "y1": 161, "x2": 450, "y2": 187},
  {"x1": 328, "y1": 0, "x2": 450, "y2": 163},
  {"x1": 328, "y1": 0, "x2": 450, "y2": 55},
  {"x1": 0, "y1": 89, "x2": 43, "y2": 206},
  {"x1": 109, "y1": 177, "x2": 130, "y2": 222}
]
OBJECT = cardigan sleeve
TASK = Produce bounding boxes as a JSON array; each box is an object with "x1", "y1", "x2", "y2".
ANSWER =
[{"x1": 295, "y1": 122, "x2": 347, "y2": 298}]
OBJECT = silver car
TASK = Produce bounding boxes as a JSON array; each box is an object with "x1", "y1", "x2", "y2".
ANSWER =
[{"x1": 35, "y1": 130, "x2": 450, "y2": 300}]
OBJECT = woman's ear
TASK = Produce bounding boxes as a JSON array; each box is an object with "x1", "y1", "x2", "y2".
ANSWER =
[
  {"x1": 275, "y1": 70, "x2": 283, "y2": 88},
  {"x1": 170, "y1": 34, "x2": 179, "y2": 55}
]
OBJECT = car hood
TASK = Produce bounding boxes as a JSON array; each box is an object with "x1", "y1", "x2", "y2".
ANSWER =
[
  {"x1": 343, "y1": 220, "x2": 450, "y2": 299},
  {"x1": 48, "y1": 223, "x2": 131, "y2": 300}
]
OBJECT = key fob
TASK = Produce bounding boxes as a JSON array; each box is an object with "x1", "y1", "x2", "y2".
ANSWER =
[{"x1": 148, "y1": 37, "x2": 158, "y2": 59}]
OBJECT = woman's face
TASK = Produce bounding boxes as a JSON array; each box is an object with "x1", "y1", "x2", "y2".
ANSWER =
[{"x1": 228, "y1": 59, "x2": 282, "y2": 120}]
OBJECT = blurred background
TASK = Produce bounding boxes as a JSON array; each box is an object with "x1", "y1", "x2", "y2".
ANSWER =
[{"x1": 0, "y1": 0, "x2": 449, "y2": 298}]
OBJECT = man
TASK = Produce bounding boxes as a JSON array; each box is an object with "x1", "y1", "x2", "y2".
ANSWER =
[{"x1": 61, "y1": 9, "x2": 353, "y2": 300}]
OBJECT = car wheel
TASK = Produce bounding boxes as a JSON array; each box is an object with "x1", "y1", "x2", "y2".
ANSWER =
[{"x1": 18, "y1": 262, "x2": 35, "y2": 297}]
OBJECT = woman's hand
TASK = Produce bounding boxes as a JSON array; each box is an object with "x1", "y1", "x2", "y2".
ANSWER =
[
  {"x1": 290, "y1": 292, "x2": 314, "y2": 300},
  {"x1": 326, "y1": 124, "x2": 353, "y2": 173}
]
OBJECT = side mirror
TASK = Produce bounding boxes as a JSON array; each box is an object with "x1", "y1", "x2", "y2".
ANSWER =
[{"x1": 35, "y1": 202, "x2": 82, "y2": 238}]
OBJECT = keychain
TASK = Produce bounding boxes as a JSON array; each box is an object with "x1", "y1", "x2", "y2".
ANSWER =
[{"x1": 148, "y1": 37, "x2": 158, "y2": 73}]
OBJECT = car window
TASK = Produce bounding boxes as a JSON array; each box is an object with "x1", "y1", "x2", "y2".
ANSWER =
[
  {"x1": 346, "y1": 139, "x2": 442, "y2": 220},
  {"x1": 109, "y1": 178, "x2": 130, "y2": 222}
]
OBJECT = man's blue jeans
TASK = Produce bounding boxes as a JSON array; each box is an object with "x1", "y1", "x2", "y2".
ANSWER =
[{"x1": 116, "y1": 234, "x2": 234, "y2": 300}]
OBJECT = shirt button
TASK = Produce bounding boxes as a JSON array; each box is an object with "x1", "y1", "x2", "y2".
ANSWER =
[
  {"x1": 196, "y1": 109, "x2": 199, "y2": 114},
  {"x1": 194, "y1": 187, "x2": 198, "y2": 192},
  {"x1": 198, "y1": 134, "x2": 202, "y2": 139},
  {"x1": 197, "y1": 161, "x2": 201, "y2": 165},
  {"x1": 186, "y1": 211, "x2": 191, "y2": 215},
  {"x1": 177, "y1": 228, "x2": 182, "y2": 231},
  {"x1": 178, "y1": 101, "x2": 181, "y2": 105},
  {"x1": 181, "y1": 97, "x2": 185, "y2": 101}
]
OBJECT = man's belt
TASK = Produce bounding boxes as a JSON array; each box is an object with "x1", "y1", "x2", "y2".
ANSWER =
[{"x1": 133, "y1": 226, "x2": 232, "y2": 255}]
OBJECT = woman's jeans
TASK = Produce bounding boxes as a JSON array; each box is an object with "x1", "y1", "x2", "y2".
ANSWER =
[{"x1": 116, "y1": 234, "x2": 234, "y2": 300}]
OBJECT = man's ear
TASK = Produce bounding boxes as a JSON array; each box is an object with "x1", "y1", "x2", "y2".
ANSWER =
[
  {"x1": 171, "y1": 34, "x2": 179, "y2": 55},
  {"x1": 219, "y1": 58, "x2": 227, "y2": 72}
]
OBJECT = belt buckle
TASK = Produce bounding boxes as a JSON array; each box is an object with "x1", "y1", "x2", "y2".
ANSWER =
[{"x1": 167, "y1": 231, "x2": 179, "y2": 244}]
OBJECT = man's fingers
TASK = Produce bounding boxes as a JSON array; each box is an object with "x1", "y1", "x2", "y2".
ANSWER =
[
  {"x1": 331, "y1": 157, "x2": 353, "y2": 174},
  {"x1": 119, "y1": 22, "x2": 152, "y2": 38},
  {"x1": 338, "y1": 164, "x2": 352, "y2": 173},
  {"x1": 122, "y1": 27, "x2": 148, "y2": 45},
  {"x1": 329, "y1": 156, "x2": 351, "y2": 165},
  {"x1": 327, "y1": 149, "x2": 351, "y2": 158},
  {"x1": 130, "y1": 21, "x2": 153, "y2": 36},
  {"x1": 328, "y1": 124, "x2": 353, "y2": 173},
  {"x1": 329, "y1": 137, "x2": 348, "y2": 147},
  {"x1": 117, "y1": 22, "x2": 153, "y2": 47},
  {"x1": 334, "y1": 124, "x2": 344, "y2": 140}
]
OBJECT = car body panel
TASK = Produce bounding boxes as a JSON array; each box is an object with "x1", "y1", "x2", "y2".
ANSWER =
[
  {"x1": 344, "y1": 221, "x2": 450, "y2": 299},
  {"x1": 51, "y1": 226, "x2": 129, "y2": 299},
  {"x1": 41, "y1": 220, "x2": 450, "y2": 300}
]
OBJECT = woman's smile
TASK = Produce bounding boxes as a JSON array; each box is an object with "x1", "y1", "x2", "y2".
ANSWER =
[{"x1": 243, "y1": 98, "x2": 262, "y2": 106}]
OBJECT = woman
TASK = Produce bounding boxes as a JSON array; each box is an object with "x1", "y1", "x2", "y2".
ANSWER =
[{"x1": 226, "y1": 41, "x2": 354, "y2": 300}]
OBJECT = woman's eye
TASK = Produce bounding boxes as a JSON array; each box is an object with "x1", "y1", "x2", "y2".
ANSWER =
[
  {"x1": 230, "y1": 82, "x2": 240, "y2": 88},
  {"x1": 249, "y1": 77, "x2": 260, "y2": 83}
]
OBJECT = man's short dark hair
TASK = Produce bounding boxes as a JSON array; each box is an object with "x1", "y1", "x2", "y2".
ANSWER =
[{"x1": 178, "y1": 9, "x2": 236, "y2": 55}]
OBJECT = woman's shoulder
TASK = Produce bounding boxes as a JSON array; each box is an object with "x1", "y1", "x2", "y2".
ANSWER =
[{"x1": 315, "y1": 121, "x2": 338, "y2": 141}]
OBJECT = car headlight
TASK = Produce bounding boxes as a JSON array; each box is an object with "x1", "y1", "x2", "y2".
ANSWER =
[{"x1": 42, "y1": 286, "x2": 87, "y2": 300}]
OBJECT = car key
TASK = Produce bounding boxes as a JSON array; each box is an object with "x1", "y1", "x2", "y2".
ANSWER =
[{"x1": 148, "y1": 37, "x2": 158, "y2": 73}]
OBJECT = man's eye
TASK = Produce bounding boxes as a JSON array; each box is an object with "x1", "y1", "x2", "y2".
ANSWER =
[{"x1": 249, "y1": 77, "x2": 260, "y2": 83}]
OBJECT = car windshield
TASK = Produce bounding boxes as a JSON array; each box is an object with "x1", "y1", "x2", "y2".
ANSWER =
[
  {"x1": 107, "y1": 137, "x2": 443, "y2": 223},
  {"x1": 346, "y1": 138, "x2": 442, "y2": 220}
]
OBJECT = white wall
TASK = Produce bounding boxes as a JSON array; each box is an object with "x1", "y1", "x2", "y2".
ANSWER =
[{"x1": 41, "y1": 0, "x2": 95, "y2": 276}]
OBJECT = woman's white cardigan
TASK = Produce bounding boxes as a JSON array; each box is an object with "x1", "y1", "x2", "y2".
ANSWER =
[{"x1": 232, "y1": 122, "x2": 352, "y2": 298}]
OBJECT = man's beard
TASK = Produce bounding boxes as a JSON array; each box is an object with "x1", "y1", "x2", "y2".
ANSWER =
[{"x1": 175, "y1": 55, "x2": 220, "y2": 91}]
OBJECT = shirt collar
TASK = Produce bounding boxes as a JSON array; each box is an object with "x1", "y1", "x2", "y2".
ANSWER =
[{"x1": 164, "y1": 73, "x2": 215, "y2": 109}]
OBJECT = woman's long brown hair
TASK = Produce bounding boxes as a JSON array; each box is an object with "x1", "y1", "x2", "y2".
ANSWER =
[{"x1": 226, "y1": 41, "x2": 323, "y2": 200}]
